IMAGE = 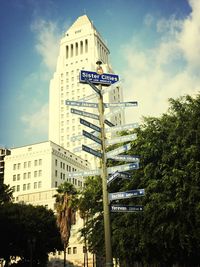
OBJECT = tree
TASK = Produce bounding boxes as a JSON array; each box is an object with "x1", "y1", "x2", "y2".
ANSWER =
[
  {"x1": 78, "y1": 94, "x2": 200, "y2": 266},
  {"x1": 54, "y1": 182, "x2": 78, "y2": 267},
  {"x1": 0, "y1": 183, "x2": 13, "y2": 205},
  {"x1": 0, "y1": 203, "x2": 62, "y2": 266},
  {"x1": 79, "y1": 176, "x2": 105, "y2": 265}
]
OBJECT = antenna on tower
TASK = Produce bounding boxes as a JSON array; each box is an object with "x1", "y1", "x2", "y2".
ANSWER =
[{"x1": 83, "y1": 8, "x2": 87, "y2": 15}]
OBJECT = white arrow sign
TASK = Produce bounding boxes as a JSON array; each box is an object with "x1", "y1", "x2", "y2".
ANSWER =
[
  {"x1": 107, "y1": 162, "x2": 139, "y2": 174},
  {"x1": 110, "y1": 155, "x2": 140, "y2": 162},
  {"x1": 105, "y1": 123, "x2": 139, "y2": 133},
  {"x1": 68, "y1": 169, "x2": 101, "y2": 178},
  {"x1": 104, "y1": 101, "x2": 138, "y2": 108},
  {"x1": 106, "y1": 143, "x2": 131, "y2": 158},
  {"x1": 66, "y1": 100, "x2": 98, "y2": 108},
  {"x1": 106, "y1": 134, "x2": 137, "y2": 146}
]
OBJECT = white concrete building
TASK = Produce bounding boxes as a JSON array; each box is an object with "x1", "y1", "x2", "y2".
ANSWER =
[
  {"x1": 49, "y1": 15, "x2": 125, "y2": 166},
  {"x1": 4, "y1": 141, "x2": 89, "y2": 205},
  {"x1": 4, "y1": 141, "x2": 93, "y2": 266}
]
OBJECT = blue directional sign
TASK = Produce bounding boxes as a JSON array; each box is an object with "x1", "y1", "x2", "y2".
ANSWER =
[
  {"x1": 82, "y1": 144, "x2": 102, "y2": 158},
  {"x1": 66, "y1": 100, "x2": 98, "y2": 108},
  {"x1": 110, "y1": 155, "x2": 140, "y2": 163},
  {"x1": 80, "y1": 70, "x2": 119, "y2": 86},
  {"x1": 109, "y1": 189, "x2": 145, "y2": 201},
  {"x1": 105, "y1": 123, "x2": 139, "y2": 133},
  {"x1": 107, "y1": 171, "x2": 120, "y2": 185},
  {"x1": 106, "y1": 134, "x2": 137, "y2": 146},
  {"x1": 110, "y1": 205, "x2": 144, "y2": 212},
  {"x1": 71, "y1": 108, "x2": 99, "y2": 120},
  {"x1": 68, "y1": 169, "x2": 100, "y2": 178},
  {"x1": 118, "y1": 171, "x2": 131, "y2": 179},
  {"x1": 107, "y1": 162, "x2": 139, "y2": 174},
  {"x1": 104, "y1": 119, "x2": 115, "y2": 127},
  {"x1": 80, "y1": 118, "x2": 101, "y2": 132},
  {"x1": 104, "y1": 101, "x2": 138, "y2": 108},
  {"x1": 82, "y1": 130, "x2": 102, "y2": 145},
  {"x1": 106, "y1": 143, "x2": 131, "y2": 158}
]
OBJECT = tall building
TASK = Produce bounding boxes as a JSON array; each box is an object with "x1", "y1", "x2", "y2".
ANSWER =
[
  {"x1": 0, "y1": 147, "x2": 11, "y2": 185},
  {"x1": 49, "y1": 15, "x2": 124, "y2": 165}
]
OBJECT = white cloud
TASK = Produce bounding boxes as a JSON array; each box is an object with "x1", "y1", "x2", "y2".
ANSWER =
[
  {"x1": 31, "y1": 19, "x2": 61, "y2": 71},
  {"x1": 178, "y1": 0, "x2": 200, "y2": 68},
  {"x1": 21, "y1": 103, "x2": 49, "y2": 136},
  {"x1": 121, "y1": 0, "x2": 200, "y2": 124}
]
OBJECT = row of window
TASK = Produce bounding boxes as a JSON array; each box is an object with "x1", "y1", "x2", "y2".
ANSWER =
[
  {"x1": 13, "y1": 159, "x2": 42, "y2": 170},
  {"x1": 12, "y1": 181, "x2": 42, "y2": 192},
  {"x1": 13, "y1": 170, "x2": 42, "y2": 181},
  {"x1": 66, "y1": 39, "x2": 88, "y2": 58},
  {"x1": 55, "y1": 159, "x2": 77, "y2": 172}
]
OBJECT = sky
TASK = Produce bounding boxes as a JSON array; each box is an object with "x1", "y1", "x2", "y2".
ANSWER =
[{"x1": 0, "y1": 0, "x2": 199, "y2": 148}]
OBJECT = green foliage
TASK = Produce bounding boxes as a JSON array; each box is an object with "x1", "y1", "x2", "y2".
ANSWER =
[
  {"x1": 79, "y1": 94, "x2": 200, "y2": 266},
  {"x1": 0, "y1": 183, "x2": 13, "y2": 205},
  {"x1": 0, "y1": 203, "x2": 62, "y2": 266}
]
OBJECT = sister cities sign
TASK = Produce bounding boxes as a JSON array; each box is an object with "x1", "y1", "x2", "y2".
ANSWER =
[{"x1": 80, "y1": 70, "x2": 119, "y2": 86}]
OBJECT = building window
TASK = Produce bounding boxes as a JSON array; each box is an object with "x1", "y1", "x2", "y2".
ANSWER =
[
  {"x1": 24, "y1": 162, "x2": 27, "y2": 168},
  {"x1": 55, "y1": 159, "x2": 57, "y2": 166},
  {"x1": 73, "y1": 247, "x2": 77, "y2": 254},
  {"x1": 28, "y1": 172, "x2": 31, "y2": 179},
  {"x1": 38, "y1": 181, "x2": 42, "y2": 188},
  {"x1": 80, "y1": 41, "x2": 83, "y2": 54},
  {"x1": 34, "y1": 171, "x2": 37, "y2": 178},
  {"x1": 27, "y1": 183, "x2": 31, "y2": 190},
  {"x1": 85, "y1": 39, "x2": 88, "y2": 53},
  {"x1": 75, "y1": 42, "x2": 78, "y2": 56},
  {"x1": 17, "y1": 174, "x2": 20, "y2": 180},
  {"x1": 13, "y1": 175, "x2": 16, "y2": 181},
  {"x1": 34, "y1": 160, "x2": 38, "y2": 166},
  {"x1": 71, "y1": 44, "x2": 73, "y2": 57},
  {"x1": 39, "y1": 159, "x2": 42, "y2": 165},
  {"x1": 23, "y1": 173, "x2": 27, "y2": 179},
  {"x1": 38, "y1": 170, "x2": 42, "y2": 177},
  {"x1": 55, "y1": 181, "x2": 57, "y2": 187},
  {"x1": 28, "y1": 161, "x2": 31, "y2": 167},
  {"x1": 23, "y1": 184, "x2": 26, "y2": 191},
  {"x1": 17, "y1": 185, "x2": 20, "y2": 191},
  {"x1": 66, "y1": 45, "x2": 69, "y2": 58},
  {"x1": 68, "y1": 247, "x2": 71, "y2": 254},
  {"x1": 17, "y1": 163, "x2": 21, "y2": 169},
  {"x1": 55, "y1": 170, "x2": 57, "y2": 177},
  {"x1": 12, "y1": 186, "x2": 15, "y2": 192},
  {"x1": 34, "y1": 182, "x2": 37, "y2": 189},
  {"x1": 13, "y1": 164, "x2": 17, "y2": 170}
]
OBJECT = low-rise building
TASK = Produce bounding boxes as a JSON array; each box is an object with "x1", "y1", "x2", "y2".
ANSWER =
[{"x1": 4, "y1": 141, "x2": 93, "y2": 266}]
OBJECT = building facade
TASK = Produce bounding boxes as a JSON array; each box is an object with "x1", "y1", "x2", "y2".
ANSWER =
[
  {"x1": 4, "y1": 141, "x2": 89, "y2": 206},
  {"x1": 49, "y1": 15, "x2": 124, "y2": 166},
  {"x1": 0, "y1": 147, "x2": 11, "y2": 185},
  {"x1": 4, "y1": 141, "x2": 93, "y2": 266}
]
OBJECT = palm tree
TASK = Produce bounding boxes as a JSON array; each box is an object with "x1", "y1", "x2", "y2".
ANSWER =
[
  {"x1": 54, "y1": 182, "x2": 77, "y2": 267},
  {"x1": 0, "y1": 183, "x2": 13, "y2": 205}
]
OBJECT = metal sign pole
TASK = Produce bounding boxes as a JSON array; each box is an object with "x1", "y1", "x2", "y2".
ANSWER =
[{"x1": 98, "y1": 83, "x2": 113, "y2": 267}]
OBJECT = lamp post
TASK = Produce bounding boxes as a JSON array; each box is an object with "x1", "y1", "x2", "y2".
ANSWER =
[{"x1": 97, "y1": 61, "x2": 113, "y2": 267}]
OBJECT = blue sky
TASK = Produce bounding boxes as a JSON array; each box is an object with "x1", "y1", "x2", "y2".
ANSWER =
[{"x1": 0, "y1": 0, "x2": 199, "y2": 148}]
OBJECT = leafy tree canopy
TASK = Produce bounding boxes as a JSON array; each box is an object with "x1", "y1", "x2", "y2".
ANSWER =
[
  {"x1": 79, "y1": 94, "x2": 200, "y2": 267},
  {"x1": 0, "y1": 203, "x2": 62, "y2": 266}
]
